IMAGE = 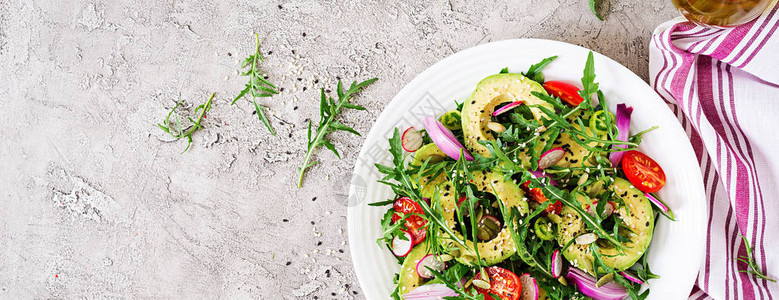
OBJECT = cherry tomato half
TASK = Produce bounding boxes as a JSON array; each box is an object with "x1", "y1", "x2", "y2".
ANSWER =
[
  {"x1": 621, "y1": 150, "x2": 666, "y2": 193},
  {"x1": 474, "y1": 266, "x2": 522, "y2": 300},
  {"x1": 543, "y1": 81, "x2": 584, "y2": 107},
  {"x1": 520, "y1": 181, "x2": 562, "y2": 214},
  {"x1": 392, "y1": 197, "x2": 428, "y2": 245}
]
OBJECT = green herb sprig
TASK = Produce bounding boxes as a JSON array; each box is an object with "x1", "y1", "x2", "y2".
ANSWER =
[
  {"x1": 232, "y1": 33, "x2": 278, "y2": 135},
  {"x1": 157, "y1": 93, "x2": 214, "y2": 153},
  {"x1": 297, "y1": 78, "x2": 377, "y2": 188},
  {"x1": 737, "y1": 235, "x2": 776, "y2": 282}
]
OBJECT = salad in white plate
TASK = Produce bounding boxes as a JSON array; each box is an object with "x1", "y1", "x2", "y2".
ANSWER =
[{"x1": 371, "y1": 52, "x2": 674, "y2": 300}]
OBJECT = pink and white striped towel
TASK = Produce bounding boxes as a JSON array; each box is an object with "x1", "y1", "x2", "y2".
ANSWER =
[{"x1": 649, "y1": 2, "x2": 779, "y2": 299}]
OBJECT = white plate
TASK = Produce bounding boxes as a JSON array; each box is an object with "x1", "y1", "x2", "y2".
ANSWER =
[{"x1": 347, "y1": 39, "x2": 706, "y2": 300}]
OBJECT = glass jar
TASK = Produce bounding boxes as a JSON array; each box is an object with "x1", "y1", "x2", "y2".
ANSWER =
[{"x1": 671, "y1": 0, "x2": 775, "y2": 27}]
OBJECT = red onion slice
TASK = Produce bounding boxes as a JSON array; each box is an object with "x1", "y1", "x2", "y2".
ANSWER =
[
  {"x1": 619, "y1": 270, "x2": 644, "y2": 285},
  {"x1": 401, "y1": 283, "x2": 459, "y2": 299},
  {"x1": 492, "y1": 101, "x2": 523, "y2": 117},
  {"x1": 644, "y1": 192, "x2": 668, "y2": 213},
  {"x1": 608, "y1": 104, "x2": 633, "y2": 166},
  {"x1": 422, "y1": 116, "x2": 474, "y2": 161},
  {"x1": 566, "y1": 267, "x2": 628, "y2": 300}
]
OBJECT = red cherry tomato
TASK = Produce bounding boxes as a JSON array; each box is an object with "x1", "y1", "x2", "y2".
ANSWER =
[
  {"x1": 543, "y1": 81, "x2": 584, "y2": 107},
  {"x1": 520, "y1": 181, "x2": 562, "y2": 214},
  {"x1": 473, "y1": 267, "x2": 522, "y2": 300},
  {"x1": 392, "y1": 197, "x2": 428, "y2": 245},
  {"x1": 621, "y1": 150, "x2": 666, "y2": 193}
]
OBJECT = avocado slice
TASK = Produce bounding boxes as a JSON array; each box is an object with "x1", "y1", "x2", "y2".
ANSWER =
[
  {"x1": 461, "y1": 73, "x2": 553, "y2": 158},
  {"x1": 412, "y1": 143, "x2": 449, "y2": 198},
  {"x1": 398, "y1": 240, "x2": 430, "y2": 295},
  {"x1": 435, "y1": 170, "x2": 528, "y2": 266},
  {"x1": 556, "y1": 178, "x2": 655, "y2": 274}
]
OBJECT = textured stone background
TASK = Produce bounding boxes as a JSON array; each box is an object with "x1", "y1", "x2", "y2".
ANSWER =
[{"x1": 0, "y1": 0, "x2": 678, "y2": 298}]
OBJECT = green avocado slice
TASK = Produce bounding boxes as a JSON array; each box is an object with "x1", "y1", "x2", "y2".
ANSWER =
[
  {"x1": 435, "y1": 170, "x2": 528, "y2": 266},
  {"x1": 398, "y1": 240, "x2": 430, "y2": 295},
  {"x1": 556, "y1": 178, "x2": 655, "y2": 274},
  {"x1": 461, "y1": 73, "x2": 553, "y2": 158}
]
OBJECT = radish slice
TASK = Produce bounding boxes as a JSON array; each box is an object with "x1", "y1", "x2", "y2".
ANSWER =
[
  {"x1": 538, "y1": 147, "x2": 565, "y2": 169},
  {"x1": 519, "y1": 273, "x2": 540, "y2": 300},
  {"x1": 401, "y1": 127, "x2": 423, "y2": 152},
  {"x1": 422, "y1": 116, "x2": 474, "y2": 161},
  {"x1": 416, "y1": 254, "x2": 446, "y2": 279},
  {"x1": 392, "y1": 231, "x2": 414, "y2": 257},
  {"x1": 492, "y1": 101, "x2": 523, "y2": 117},
  {"x1": 608, "y1": 104, "x2": 633, "y2": 166},
  {"x1": 620, "y1": 270, "x2": 644, "y2": 285},
  {"x1": 551, "y1": 250, "x2": 563, "y2": 278}
]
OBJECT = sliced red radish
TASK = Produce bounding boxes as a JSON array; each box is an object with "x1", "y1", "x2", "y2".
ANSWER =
[
  {"x1": 422, "y1": 116, "x2": 473, "y2": 161},
  {"x1": 619, "y1": 270, "x2": 644, "y2": 285},
  {"x1": 392, "y1": 231, "x2": 413, "y2": 257},
  {"x1": 416, "y1": 254, "x2": 447, "y2": 279},
  {"x1": 401, "y1": 127, "x2": 423, "y2": 152},
  {"x1": 551, "y1": 250, "x2": 563, "y2": 278},
  {"x1": 538, "y1": 147, "x2": 565, "y2": 169},
  {"x1": 608, "y1": 104, "x2": 633, "y2": 166},
  {"x1": 585, "y1": 201, "x2": 615, "y2": 219},
  {"x1": 492, "y1": 101, "x2": 523, "y2": 117},
  {"x1": 518, "y1": 273, "x2": 539, "y2": 300}
]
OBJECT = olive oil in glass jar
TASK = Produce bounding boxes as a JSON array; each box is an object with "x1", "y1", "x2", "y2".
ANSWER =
[{"x1": 671, "y1": 0, "x2": 775, "y2": 27}]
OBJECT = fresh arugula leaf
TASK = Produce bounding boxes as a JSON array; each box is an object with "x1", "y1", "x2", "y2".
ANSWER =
[
  {"x1": 233, "y1": 33, "x2": 278, "y2": 135},
  {"x1": 499, "y1": 67, "x2": 509, "y2": 74},
  {"x1": 578, "y1": 52, "x2": 599, "y2": 109},
  {"x1": 158, "y1": 93, "x2": 214, "y2": 153},
  {"x1": 737, "y1": 235, "x2": 776, "y2": 282},
  {"x1": 523, "y1": 56, "x2": 558, "y2": 83},
  {"x1": 297, "y1": 78, "x2": 377, "y2": 188}
]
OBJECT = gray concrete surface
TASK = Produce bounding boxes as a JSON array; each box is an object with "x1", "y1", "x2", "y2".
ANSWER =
[{"x1": 0, "y1": 0, "x2": 678, "y2": 298}]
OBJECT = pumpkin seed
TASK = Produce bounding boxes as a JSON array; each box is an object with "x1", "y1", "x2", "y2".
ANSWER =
[
  {"x1": 575, "y1": 233, "x2": 598, "y2": 245},
  {"x1": 487, "y1": 122, "x2": 506, "y2": 133},
  {"x1": 472, "y1": 279, "x2": 491, "y2": 290}
]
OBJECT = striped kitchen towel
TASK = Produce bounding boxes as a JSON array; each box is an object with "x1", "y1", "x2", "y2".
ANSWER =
[{"x1": 649, "y1": 2, "x2": 779, "y2": 299}]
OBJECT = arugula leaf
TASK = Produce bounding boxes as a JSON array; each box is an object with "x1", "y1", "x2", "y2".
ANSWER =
[
  {"x1": 297, "y1": 78, "x2": 377, "y2": 188},
  {"x1": 158, "y1": 93, "x2": 214, "y2": 153},
  {"x1": 578, "y1": 51, "x2": 599, "y2": 109},
  {"x1": 737, "y1": 235, "x2": 777, "y2": 282},
  {"x1": 522, "y1": 56, "x2": 558, "y2": 83},
  {"x1": 233, "y1": 33, "x2": 278, "y2": 135},
  {"x1": 499, "y1": 67, "x2": 509, "y2": 74}
]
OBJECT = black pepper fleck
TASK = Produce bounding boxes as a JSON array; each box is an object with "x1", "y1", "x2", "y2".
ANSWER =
[
  {"x1": 286, "y1": 261, "x2": 291, "y2": 265},
  {"x1": 311, "y1": 221, "x2": 315, "y2": 225},
  {"x1": 294, "y1": 106, "x2": 298, "y2": 110},
  {"x1": 282, "y1": 219, "x2": 289, "y2": 222},
  {"x1": 302, "y1": 32, "x2": 307, "y2": 37},
  {"x1": 338, "y1": 249, "x2": 344, "y2": 253}
]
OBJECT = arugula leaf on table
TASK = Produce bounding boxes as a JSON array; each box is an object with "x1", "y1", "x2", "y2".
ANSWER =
[
  {"x1": 297, "y1": 78, "x2": 377, "y2": 188},
  {"x1": 157, "y1": 93, "x2": 214, "y2": 153},
  {"x1": 233, "y1": 33, "x2": 278, "y2": 135},
  {"x1": 590, "y1": 0, "x2": 603, "y2": 21}
]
